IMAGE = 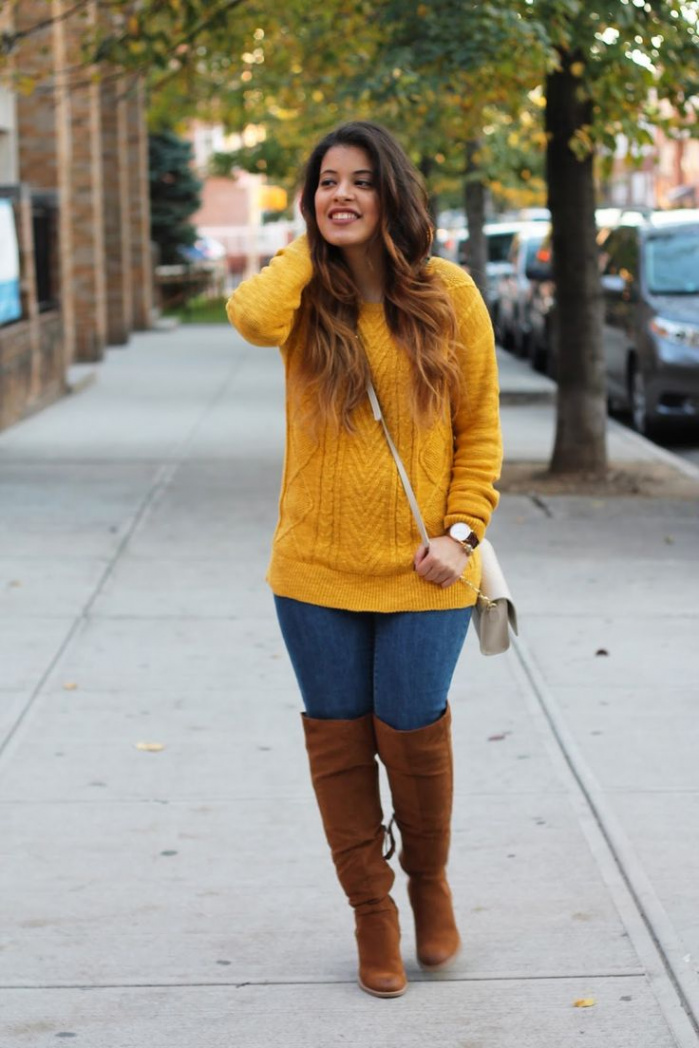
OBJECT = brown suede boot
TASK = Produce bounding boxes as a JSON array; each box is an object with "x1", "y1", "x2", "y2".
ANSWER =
[
  {"x1": 302, "y1": 712, "x2": 407, "y2": 998},
  {"x1": 374, "y1": 705, "x2": 461, "y2": 971}
]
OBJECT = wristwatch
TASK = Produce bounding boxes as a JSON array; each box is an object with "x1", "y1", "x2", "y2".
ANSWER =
[{"x1": 448, "y1": 522, "x2": 479, "y2": 554}]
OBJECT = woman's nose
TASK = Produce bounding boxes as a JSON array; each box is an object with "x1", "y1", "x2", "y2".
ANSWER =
[{"x1": 334, "y1": 182, "x2": 354, "y2": 199}]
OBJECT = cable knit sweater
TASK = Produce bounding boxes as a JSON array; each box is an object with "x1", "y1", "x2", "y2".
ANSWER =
[{"x1": 226, "y1": 235, "x2": 502, "y2": 613}]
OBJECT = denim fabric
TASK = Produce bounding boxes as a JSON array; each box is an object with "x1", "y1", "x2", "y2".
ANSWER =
[{"x1": 273, "y1": 595, "x2": 472, "y2": 730}]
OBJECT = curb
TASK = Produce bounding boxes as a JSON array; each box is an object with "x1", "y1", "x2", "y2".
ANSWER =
[
  {"x1": 511, "y1": 637, "x2": 699, "y2": 1047},
  {"x1": 607, "y1": 416, "x2": 699, "y2": 482},
  {"x1": 65, "y1": 366, "x2": 97, "y2": 396}
]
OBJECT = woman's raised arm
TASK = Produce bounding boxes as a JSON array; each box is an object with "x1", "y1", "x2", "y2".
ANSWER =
[{"x1": 226, "y1": 234, "x2": 313, "y2": 347}]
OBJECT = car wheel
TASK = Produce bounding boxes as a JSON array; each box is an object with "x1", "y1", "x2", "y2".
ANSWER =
[
  {"x1": 531, "y1": 337, "x2": 547, "y2": 374},
  {"x1": 629, "y1": 361, "x2": 658, "y2": 439},
  {"x1": 497, "y1": 317, "x2": 512, "y2": 350},
  {"x1": 515, "y1": 328, "x2": 530, "y2": 359}
]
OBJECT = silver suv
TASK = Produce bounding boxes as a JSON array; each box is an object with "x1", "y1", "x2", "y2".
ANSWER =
[{"x1": 599, "y1": 210, "x2": 699, "y2": 436}]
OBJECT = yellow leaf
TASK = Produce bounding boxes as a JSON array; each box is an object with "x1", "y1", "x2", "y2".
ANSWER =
[
  {"x1": 63, "y1": 681, "x2": 78, "y2": 691},
  {"x1": 135, "y1": 741, "x2": 165, "y2": 752},
  {"x1": 16, "y1": 75, "x2": 37, "y2": 96},
  {"x1": 570, "y1": 62, "x2": 585, "y2": 77},
  {"x1": 573, "y1": 998, "x2": 596, "y2": 1008}
]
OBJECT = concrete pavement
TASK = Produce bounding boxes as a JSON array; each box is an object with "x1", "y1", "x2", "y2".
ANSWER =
[{"x1": 1, "y1": 324, "x2": 698, "y2": 1047}]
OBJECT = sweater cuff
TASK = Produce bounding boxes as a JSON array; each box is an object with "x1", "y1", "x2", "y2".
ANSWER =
[
  {"x1": 281, "y1": 233, "x2": 313, "y2": 277},
  {"x1": 443, "y1": 514, "x2": 486, "y2": 544}
]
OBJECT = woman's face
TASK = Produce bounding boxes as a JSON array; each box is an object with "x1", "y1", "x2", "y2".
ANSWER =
[{"x1": 314, "y1": 145, "x2": 380, "y2": 251}]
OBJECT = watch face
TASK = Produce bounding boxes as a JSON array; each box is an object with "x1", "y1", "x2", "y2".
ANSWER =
[{"x1": 450, "y1": 523, "x2": 471, "y2": 542}]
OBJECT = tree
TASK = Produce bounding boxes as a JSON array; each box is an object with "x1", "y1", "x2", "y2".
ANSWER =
[
  {"x1": 1, "y1": 0, "x2": 249, "y2": 96},
  {"x1": 364, "y1": 0, "x2": 699, "y2": 475},
  {"x1": 530, "y1": 1, "x2": 699, "y2": 473},
  {"x1": 149, "y1": 131, "x2": 202, "y2": 264}
]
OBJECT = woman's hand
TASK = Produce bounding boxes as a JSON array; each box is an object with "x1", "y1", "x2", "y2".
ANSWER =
[{"x1": 414, "y1": 536, "x2": 470, "y2": 589}]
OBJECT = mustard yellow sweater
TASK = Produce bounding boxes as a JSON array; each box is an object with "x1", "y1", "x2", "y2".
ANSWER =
[{"x1": 226, "y1": 235, "x2": 502, "y2": 613}]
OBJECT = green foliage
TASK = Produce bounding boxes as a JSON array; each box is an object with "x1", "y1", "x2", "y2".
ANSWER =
[
  {"x1": 1, "y1": 0, "x2": 250, "y2": 97},
  {"x1": 210, "y1": 137, "x2": 295, "y2": 181},
  {"x1": 149, "y1": 131, "x2": 202, "y2": 264},
  {"x1": 164, "y1": 294, "x2": 229, "y2": 323}
]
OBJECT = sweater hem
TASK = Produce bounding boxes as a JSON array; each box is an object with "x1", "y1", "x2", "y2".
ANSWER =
[{"x1": 266, "y1": 549, "x2": 481, "y2": 613}]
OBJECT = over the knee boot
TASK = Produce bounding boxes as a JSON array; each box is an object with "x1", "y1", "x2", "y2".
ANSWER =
[
  {"x1": 302, "y1": 712, "x2": 407, "y2": 998},
  {"x1": 374, "y1": 705, "x2": 460, "y2": 971}
]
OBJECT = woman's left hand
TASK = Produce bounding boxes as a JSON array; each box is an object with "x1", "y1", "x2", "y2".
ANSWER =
[{"x1": 414, "y1": 536, "x2": 470, "y2": 588}]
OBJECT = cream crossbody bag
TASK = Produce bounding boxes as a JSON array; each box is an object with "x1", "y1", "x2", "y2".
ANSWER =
[{"x1": 366, "y1": 378, "x2": 518, "y2": 656}]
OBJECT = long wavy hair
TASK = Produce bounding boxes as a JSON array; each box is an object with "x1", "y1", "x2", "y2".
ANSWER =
[{"x1": 297, "y1": 121, "x2": 461, "y2": 430}]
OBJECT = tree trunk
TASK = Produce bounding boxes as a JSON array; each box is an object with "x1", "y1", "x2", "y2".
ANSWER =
[
  {"x1": 418, "y1": 155, "x2": 439, "y2": 226},
  {"x1": 546, "y1": 50, "x2": 607, "y2": 475},
  {"x1": 464, "y1": 139, "x2": 488, "y2": 302}
]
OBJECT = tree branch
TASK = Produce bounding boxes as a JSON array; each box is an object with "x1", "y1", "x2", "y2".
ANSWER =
[{"x1": 10, "y1": 0, "x2": 93, "y2": 43}]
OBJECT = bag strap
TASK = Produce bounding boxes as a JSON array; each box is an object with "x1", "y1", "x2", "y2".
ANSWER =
[
  {"x1": 366, "y1": 378, "x2": 431, "y2": 549},
  {"x1": 366, "y1": 373, "x2": 500, "y2": 611}
]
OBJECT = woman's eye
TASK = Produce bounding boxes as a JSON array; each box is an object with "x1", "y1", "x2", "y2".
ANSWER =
[{"x1": 320, "y1": 179, "x2": 335, "y2": 187}]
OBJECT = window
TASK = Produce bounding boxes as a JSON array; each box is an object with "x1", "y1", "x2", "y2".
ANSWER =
[
  {"x1": 0, "y1": 197, "x2": 21, "y2": 325},
  {"x1": 645, "y1": 231, "x2": 699, "y2": 294},
  {"x1": 601, "y1": 228, "x2": 639, "y2": 281}
]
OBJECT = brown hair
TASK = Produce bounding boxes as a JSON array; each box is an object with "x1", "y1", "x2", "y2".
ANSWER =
[{"x1": 297, "y1": 121, "x2": 461, "y2": 430}]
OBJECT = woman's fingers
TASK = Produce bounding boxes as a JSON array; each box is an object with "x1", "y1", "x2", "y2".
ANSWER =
[
  {"x1": 413, "y1": 544, "x2": 429, "y2": 570},
  {"x1": 414, "y1": 537, "x2": 469, "y2": 587}
]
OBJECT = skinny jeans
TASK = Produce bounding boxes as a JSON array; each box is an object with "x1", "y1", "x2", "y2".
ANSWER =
[{"x1": 273, "y1": 595, "x2": 472, "y2": 731}]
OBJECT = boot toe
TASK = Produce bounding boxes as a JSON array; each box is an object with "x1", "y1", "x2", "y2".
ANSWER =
[
  {"x1": 359, "y1": 969, "x2": 408, "y2": 998},
  {"x1": 417, "y1": 932, "x2": 461, "y2": 971}
]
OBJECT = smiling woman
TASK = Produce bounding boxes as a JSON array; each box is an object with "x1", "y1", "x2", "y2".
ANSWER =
[
  {"x1": 226, "y1": 120, "x2": 502, "y2": 1001},
  {"x1": 314, "y1": 146, "x2": 381, "y2": 266}
]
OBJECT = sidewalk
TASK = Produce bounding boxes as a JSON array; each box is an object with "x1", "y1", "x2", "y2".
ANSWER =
[{"x1": 1, "y1": 326, "x2": 698, "y2": 1047}]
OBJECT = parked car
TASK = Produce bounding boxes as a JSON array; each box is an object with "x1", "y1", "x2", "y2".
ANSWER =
[
  {"x1": 494, "y1": 224, "x2": 550, "y2": 354},
  {"x1": 524, "y1": 208, "x2": 659, "y2": 378},
  {"x1": 459, "y1": 221, "x2": 545, "y2": 324},
  {"x1": 599, "y1": 210, "x2": 699, "y2": 435}
]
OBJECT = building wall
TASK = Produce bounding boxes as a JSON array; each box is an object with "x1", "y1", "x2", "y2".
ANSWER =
[
  {"x1": 0, "y1": 86, "x2": 19, "y2": 183},
  {"x1": 0, "y1": 0, "x2": 155, "y2": 432}
]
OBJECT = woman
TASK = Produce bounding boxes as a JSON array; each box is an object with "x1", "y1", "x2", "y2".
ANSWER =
[{"x1": 227, "y1": 121, "x2": 501, "y2": 999}]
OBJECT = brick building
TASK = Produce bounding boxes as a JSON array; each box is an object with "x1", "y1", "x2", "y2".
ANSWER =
[{"x1": 0, "y1": 1, "x2": 153, "y2": 432}]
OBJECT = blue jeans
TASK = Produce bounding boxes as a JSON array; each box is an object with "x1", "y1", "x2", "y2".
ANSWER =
[{"x1": 273, "y1": 596, "x2": 472, "y2": 731}]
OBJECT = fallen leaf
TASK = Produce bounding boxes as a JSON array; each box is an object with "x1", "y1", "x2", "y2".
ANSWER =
[
  {"x1": 595, "y1": 649, "x2": 609, "y2": 657},
  {"x1": 9, "y1": 580, "x2": 22, "y2": 588},
  {"x1": 135, "y1": 741, "x2": 165, "y2": 752},
  {"x1": 573, "y1": 998, "x2": 596, "y2": 1008},
  {"x1": 63, "y1": 682, "x2": 78, "y2": 691},
  {"x1": 488, "y1": 732, "x2": 510, "y2": 741},
  {"x1": 664, "y1": 536, "x2": 675, "y2": 545}
]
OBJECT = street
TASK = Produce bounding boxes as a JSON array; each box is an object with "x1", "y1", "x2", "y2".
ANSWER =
[{"x1": 663, "y1": 432, "x2": 699, "y2": 468}]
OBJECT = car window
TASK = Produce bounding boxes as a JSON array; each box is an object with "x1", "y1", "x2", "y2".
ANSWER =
[
  {"x1": 487, "y1": 232, "x2": 515, "y2": 264},
  {"x1": 524, "y1": 234, "x2": 546, "y2": 267},
  {"x1": 645, "y1": 231, "x2": 699, "y2": 294},
  {"x1": 600, "y1": 228, "x2": 639, "y2": 280}
]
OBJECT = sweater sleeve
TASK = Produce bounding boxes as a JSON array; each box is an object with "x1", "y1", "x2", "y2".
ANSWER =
[
  {"x1": 442, "y1": 267, "x2": 502, "y2": 542},
  {"x1": 226, "y1": 234, "x2": 313, "y2": 347}
]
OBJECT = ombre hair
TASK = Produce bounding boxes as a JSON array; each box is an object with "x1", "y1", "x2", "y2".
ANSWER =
[{"x1": 297, "y1": 121, "x2": 461, "y2": 430}]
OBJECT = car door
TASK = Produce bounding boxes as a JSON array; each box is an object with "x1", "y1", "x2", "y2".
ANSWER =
[{"x1": 600, "y1": 228, "x2": 639, "y2": 398}]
